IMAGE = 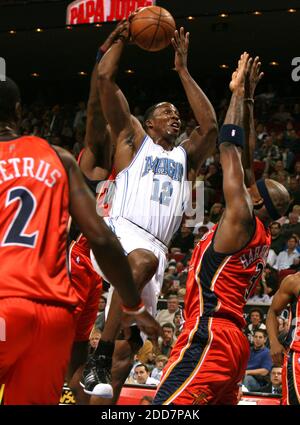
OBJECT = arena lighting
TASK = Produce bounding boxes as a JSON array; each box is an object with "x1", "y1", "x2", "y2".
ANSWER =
[
  {"x1": 30, "y1": 72, "x2": 40, "y2": 78},
  {"x1": 66, "y1": 26, "x2": 72, "y2": 30},
  {"x1": 219, "y1": 64, "x2": 229, "y2": 69},
  {"x1": 78, "y1": 71, "x2": 88, "y2": 76},
  {"x1": 125, "y1": 69, "x2": 134, "y2": 74},
  {"x1": 94, "y1": 23, "x2": 102, "y2": 27},
  {"x1": 35, "y1": 28, "x2": 43, "y2": 32},
  {"x1": 269, "y1": 61, "x2": 279, "y2": 66},
  {"x1": 9, "y1": 30, "x2": 16, "y2": 34},
  {"x1": 187, "y1": 16, "x2": 195, "y2": 21},
  {"x1": 1, "y1": 7, "x2": 298, "y2": 34}
]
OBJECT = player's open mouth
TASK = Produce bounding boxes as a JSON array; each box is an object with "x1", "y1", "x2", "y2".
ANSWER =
[{"x1": 170, "y1": 122, "x2": 180, "y2": 130}]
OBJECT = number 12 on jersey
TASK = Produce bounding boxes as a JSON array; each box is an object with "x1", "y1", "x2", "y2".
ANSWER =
[{"x1": 151, "y1": 179, "x2": 173, "y2": 206}]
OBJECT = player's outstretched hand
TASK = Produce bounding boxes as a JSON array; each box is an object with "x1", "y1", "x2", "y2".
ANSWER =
[
  {"x1": 172, "y1": 27, "x2": 189, "y2": 72},
  {"x1": 128, "y1": 8, "x2": 142, "y2": 22},
  {"x1": 122, "y1": 310, "x2": 162, "y2": 339},
  {"x1": 229, "y1": 52, "x2": 250, "y2": 95},
  {"x1": 101, "y1": 19, "x2": 130, "y2": 52},
  {"x1": 270, "y1": 340, "x2": 285, "y2": 367},
  {"x1": 245, "y1": 56, "x2": 264, "y2": 99}
]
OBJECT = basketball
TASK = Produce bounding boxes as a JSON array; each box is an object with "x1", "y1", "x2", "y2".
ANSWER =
[{"x1": 130, "y1": 6, "x2": 176, "y2": 52}]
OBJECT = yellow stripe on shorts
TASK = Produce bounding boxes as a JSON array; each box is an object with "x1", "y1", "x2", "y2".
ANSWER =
[{"x1": 0, "y1": 384, "x2": 4, "y2": 404}]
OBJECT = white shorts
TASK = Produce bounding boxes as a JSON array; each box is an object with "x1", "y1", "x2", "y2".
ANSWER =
[{"x1": 90, "y1": 216, "x2": 168, "y2": 317}]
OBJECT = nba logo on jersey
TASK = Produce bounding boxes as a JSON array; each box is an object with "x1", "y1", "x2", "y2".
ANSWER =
[
  {"x1": 231, "y1": 129, "x2": 236, "y2": 137},
  {"x1": 0, "y1": 317, "x2": 6, "y2": 341}
]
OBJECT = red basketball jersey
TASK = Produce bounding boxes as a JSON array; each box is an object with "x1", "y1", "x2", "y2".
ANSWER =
[
  {"x1": 286, "y1": 295, "x2": 300, "y2": 352},
  {"x1": 0, "y1": 136, "x2": 77, "y2": 306},
  {"x1": 75, "y1": 167, "x2": 116, "y2": 256},
  {"x1": 184, "y1": 217, "x2": 271, "y2": 328}
]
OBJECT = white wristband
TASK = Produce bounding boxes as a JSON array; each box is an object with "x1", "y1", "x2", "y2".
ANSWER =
[{"x1": 123, "y1": 305, "x2": 146, "y2": 315}]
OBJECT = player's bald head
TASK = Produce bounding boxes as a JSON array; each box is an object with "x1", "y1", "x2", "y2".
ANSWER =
[
  {"x1": 265, "y1": 179, "x2": 290, "y2": 218},
  {"x1": 254, "y1": 178, "x2": 290, "y2": 223}
]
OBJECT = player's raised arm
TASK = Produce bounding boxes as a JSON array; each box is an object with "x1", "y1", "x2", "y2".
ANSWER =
[
  {"x1": 266, "y1": 275, "x2": 300, "y2": 366},
  {"x1": 80, "y1": 26, "x2": 126, "y2": 180},
  {"x1": 97, "y1": 21, "x2": 145, "y2": 167},
  {"x1": 173, "y1": 27, "x2": 218, "y2": 172},
  {"x1": 243, "y1": 56, "x2": 264, "y2": 187},
  {"x1": 79, "y1": 57, "x2": 109, "y2": 179},
  {"x1": 214, "y1": 53, "x2": 254, "y2": 254}
]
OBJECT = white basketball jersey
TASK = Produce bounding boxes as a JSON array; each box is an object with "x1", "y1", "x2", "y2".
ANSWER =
[{"x1": 110, "y1": 135, "x2": 190, "y2": 245}]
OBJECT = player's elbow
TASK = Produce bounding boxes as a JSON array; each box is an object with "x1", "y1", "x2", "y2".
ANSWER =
[
  {"x1": 90, "y1": 234, "x2": 122, "y2": 263},
  {"x1": 86, "y1": 224, "x2": 113, "y2": 247},
  {"x1": 197, "y1": 120, "x2": 218, "y2": 139},
  {"x1": 201, "y1": 113, "x2": 218, "y2": 136},
  {"x1": 205, "y1": 124, "x2": 218, "y2": 153},
  {"x1": 97, "y1": 65, "x2": 114, "y2": 82},
  {"x1": 209, "y1": 119, "x2": 218, "y2": 135},
  {"x1": 87, "y1": 98, "x2": 99, "y2": 112},
  {"x1": 268, "y1": 305, "x2": 282, "y2": 318}
]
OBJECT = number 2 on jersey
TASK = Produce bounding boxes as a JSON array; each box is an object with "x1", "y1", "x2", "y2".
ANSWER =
[
  {"x1": 151, "y1": 179, "x2": 173, "y2": 206},
  {"x1": 244, "y1": 262, "x2": 264, "y2": 301},
  {"x1": 2, "y1": 187, "x2": 39, "y2": 248}
]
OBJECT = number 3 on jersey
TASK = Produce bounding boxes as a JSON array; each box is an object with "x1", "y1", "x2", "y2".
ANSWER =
[
  {"x1": 2, "y1": 187, "x2": 39, "y2": 248},
  {"x1": 151, "y1": 179, "x2": 173, "y2": 206}
]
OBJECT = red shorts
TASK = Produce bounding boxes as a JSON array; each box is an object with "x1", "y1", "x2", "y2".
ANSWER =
[
  {"x1": 282, "y1": 350, "x2": 300, "y2": 405},
  {"x1": 0, "y1": 297, "x2": 75, "y2": 405},
  {"x1": 153, "y1": 316, "x2": 250, "y2": 405},
  {"x1": 69, "y1": 241, "x2": 102, "y2": 341}
]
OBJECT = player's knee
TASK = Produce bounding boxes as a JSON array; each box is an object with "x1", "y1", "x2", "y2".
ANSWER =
[{"x1": 131, "y1": 254, "x2": 158, "y2": 287}]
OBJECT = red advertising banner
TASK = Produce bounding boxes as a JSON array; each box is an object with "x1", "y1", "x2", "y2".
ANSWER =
[{"x1": 66, "y1": 0, "x2": 156, "y2": 25}]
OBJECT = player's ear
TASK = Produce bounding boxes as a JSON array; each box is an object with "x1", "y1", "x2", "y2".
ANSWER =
[
  {"x1": 145, "y1": 119, "x2": 154, "y2": 130},
  {"x1": 15, "y1": 102, "x2": 22, "y2": 122}
]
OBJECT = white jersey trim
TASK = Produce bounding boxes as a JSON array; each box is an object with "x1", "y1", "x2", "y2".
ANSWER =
[{"x1": 177, "y1": 145, "x2": 188, "y2": 180}]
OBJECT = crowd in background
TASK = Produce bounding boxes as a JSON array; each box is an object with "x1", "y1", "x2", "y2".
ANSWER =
[{"x1": 18, "y1": 79, "x2": 300, "y2": 396}]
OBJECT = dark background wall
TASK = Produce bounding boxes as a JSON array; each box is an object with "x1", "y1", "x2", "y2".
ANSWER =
[{"x1": 0, "y1": 0, "x2": 299, "y2": 104}]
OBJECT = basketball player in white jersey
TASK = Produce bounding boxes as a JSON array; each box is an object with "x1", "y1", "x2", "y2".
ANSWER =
[{"x1": 82, "y1": 24, "x2": 218, "y2": 403}]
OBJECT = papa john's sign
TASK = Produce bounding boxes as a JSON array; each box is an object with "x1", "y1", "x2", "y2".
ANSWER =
[{"x1": 66, "y1": 0, "x2": 156, "y2": 25}]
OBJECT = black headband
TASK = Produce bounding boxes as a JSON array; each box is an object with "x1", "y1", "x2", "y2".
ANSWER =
[{"x1": 256, "y1": 179, "x2": 281, "y2": 220}]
